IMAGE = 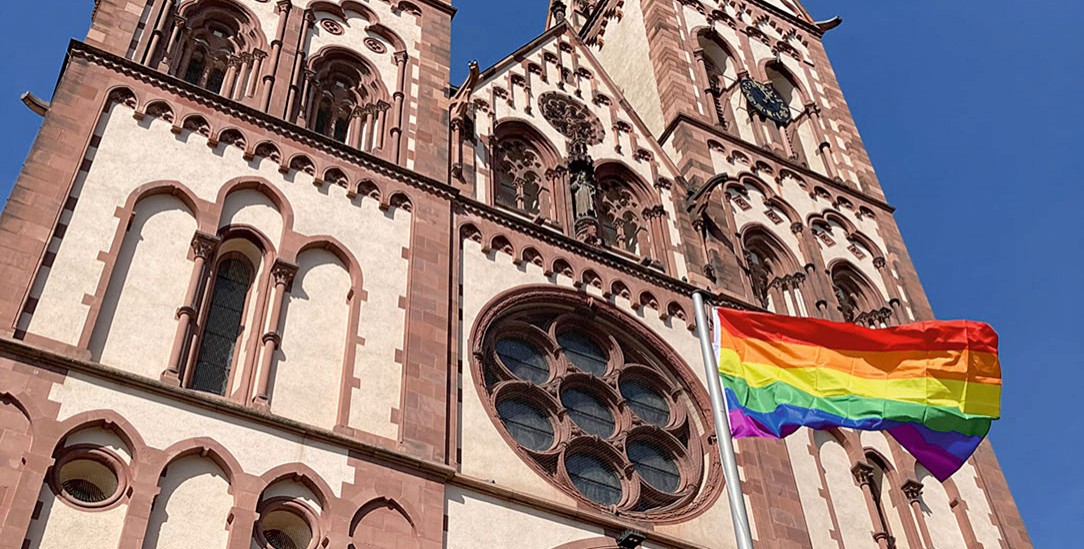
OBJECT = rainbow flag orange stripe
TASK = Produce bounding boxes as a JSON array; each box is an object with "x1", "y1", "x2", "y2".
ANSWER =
[{"x1": 713, "y1": 308, "x2": 1001, "y2": 481}]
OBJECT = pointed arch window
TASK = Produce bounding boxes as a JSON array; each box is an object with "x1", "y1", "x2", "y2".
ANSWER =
[
  {"x1": 741, "y1": 226, "x2": 806, "y2": 316},
  {"x1": 304, "y1": 50, "x2": 391, "y2": 152},
  {"x1": 597, "y1": 177, "x2": 645, "y2": 255},
  {"x1": 494, "y1": 136, "x2": 546, "y2": 216},
  {"x1": 830, "y1": 263, "x2": 892, "y2": 327},
  {"x1": 190, "y1": 256, "x2": 254, "y2": 395}
]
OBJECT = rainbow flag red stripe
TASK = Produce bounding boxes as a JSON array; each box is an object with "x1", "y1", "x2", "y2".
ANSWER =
[{"x1": 713, "y1": 308, "x2": 1001, "y2": 481}]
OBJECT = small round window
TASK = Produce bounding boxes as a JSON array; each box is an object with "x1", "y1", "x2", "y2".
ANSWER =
[
  {"x1": 495, "y1": 338, "x2": 549, "y2": 383},
  {"x1": 259, "y1": 509, "x2": 313, "y2": 549},
  {"x1": 57, "y1": 458, "x2": 120, "y2": 505}
]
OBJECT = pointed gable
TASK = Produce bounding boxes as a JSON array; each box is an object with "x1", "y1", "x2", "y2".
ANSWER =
[{"x1": 466, "y1": 24, "x2": 682, "y2": 200}]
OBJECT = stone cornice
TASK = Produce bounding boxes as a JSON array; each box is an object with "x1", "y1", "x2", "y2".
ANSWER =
[
  {"x1": 660, "y1": 113, "x2": 896, "y2": 213},
  {"x1": 65, "y1": 40, "x2": 458, "y2": 201}
]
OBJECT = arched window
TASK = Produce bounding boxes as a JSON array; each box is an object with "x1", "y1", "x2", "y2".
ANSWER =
[
  {"x1": 494, "y1": 136, "x2": 545, "y2": 215},
  {"x1": 305, "y1": 48, "x2": 390, "y2": 152},
  {"x1": 190, "y1": 256, "x2": 254, "y2": 395},
  {"x1": 597, "y1": 176, "x2": 644, "y2": 254},
  {"x1": 696, "y1": 33, "x2": 742, "y2": 133},
  {"x1": 169, "y1": 0, "x2": 265, "y2": 98},
  {"x1": 741, "y1": 226, "x2": 805, "y2": 315},
  {"x1": 830, "y1": 262, "x2": 891, "y2": 327}
]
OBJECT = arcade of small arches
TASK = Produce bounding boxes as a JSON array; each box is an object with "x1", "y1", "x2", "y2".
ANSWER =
[
  {"x1": 2, "y1": 407, "x2": 424, "y2": 549},
  {"x1": 109, "y1": 86, "x2": 417, "y2": 207},
  {"x1": 133, "y1": 0, "x2": 410, "y2": 160}
]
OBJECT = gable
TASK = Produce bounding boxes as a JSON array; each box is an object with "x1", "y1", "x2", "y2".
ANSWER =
[{"x1": 468, "y1": 25, "x2": 682, "y2": 197}]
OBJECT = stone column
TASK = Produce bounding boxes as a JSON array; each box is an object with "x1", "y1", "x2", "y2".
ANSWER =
[
  {"x1": 221, "y1": 55, "x2": 242, "y2": 99},
  {"x1": 163, "y1": 232, "x2": 219, "y2": 386},
  {"x1": 261, "y1": 0, "x2": 292, "y2": 111},
  {"x1": 252, "y1": 260, "x2": 298, "y2": 410},
  {"x1": 852, "y1": 462, "x2": 897, "y2": 549},
  {"x1": 902, "y1": 480, "x2": 933, "y2": 549},
  {"x1": 160, "y1": 15, "x2": 188, "y2": 72},
  {"x1": 390, "y1": 50, "x2": 409, "y2": 164}
]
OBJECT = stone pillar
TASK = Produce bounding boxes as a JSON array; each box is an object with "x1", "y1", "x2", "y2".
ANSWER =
[
  {"x1": 261, "y1": 0, "x2": 292, "y2": 111},
  {"x1": 252, "y1": 260, "x2": 297, "y2": 410},
  {"x1": 163, "y1": 232, "x2": 219, "y2": 386},
  {"x1": 160, "y1": 15, "x2": 188, "y2": 72},
  {"x1": 852, "y1": 462, "x2": 896, "y2": 549},
  {"x1": 902, "y1": 480, "x2": 933, "y2": 549},
  {"x1": 390, "y1": 50, "x2": 409, "y2": 165}
]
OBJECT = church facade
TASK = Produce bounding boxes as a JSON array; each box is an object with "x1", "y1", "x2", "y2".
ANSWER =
[{"x1": 0, "y1": 0, "x2": 1029, "y2": 547}]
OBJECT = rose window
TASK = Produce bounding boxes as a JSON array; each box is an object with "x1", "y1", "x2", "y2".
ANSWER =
[{"x1": 472, "y1": 290, "x2": 722, "y2": 521}]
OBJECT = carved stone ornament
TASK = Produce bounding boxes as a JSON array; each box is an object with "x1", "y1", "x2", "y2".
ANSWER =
[
  {"x1": 364, "y1": 37, "x2": 387, "y2": 54},
  {"x1": 319, "y1": 19, "x2": 344, "y2": 35},
  {"x1": 902, "y1": 480, "x2": 924, "y2": 503},
  {"x1": 539, "y1": 92, "x2": 606, "y2": 146},
  {"x1": 190, "y1": 232, "x2": 220, "y2": 259},
  {"x1": 271, "y1": 261, "x2": 299, "y2": 286}
]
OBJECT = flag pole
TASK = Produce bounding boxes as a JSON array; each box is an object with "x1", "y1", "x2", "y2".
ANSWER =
[{"x1": 692, "y1": 290, "x2": 755, "y2": 549}]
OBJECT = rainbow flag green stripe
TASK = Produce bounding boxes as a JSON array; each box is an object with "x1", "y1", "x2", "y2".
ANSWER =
[{"x1": 720, "y1": 371, "x2": 993, "y2": 437}]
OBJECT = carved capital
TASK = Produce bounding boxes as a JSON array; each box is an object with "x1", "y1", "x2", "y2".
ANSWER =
[
  {"x1": 902, "y1": 480, "x2": 924, "y2": 503},
  {"x1": 790, "y1": 221, "x2": 804, "y2": 234},
  {"x1": 190, "y1": 232, "x2": 220, "y2": 260},
  {"x1": 172, "y1": 14, "x2": 188, "y2": 29},
  {"x1": 393, "y1": 50, "x2": 409, "y2": 65},
  {"x1": 275, "y1": 0, "x2": 292, "y2": 14},
  {"x1": 873, "y1": 257, "x2": 887, "y2": 269},
  {"x1": 271, "y1": 260, "x2": 299, "y2": 286},
  {"x1": 851, "y1": 462, "x2": 875, "y2": 487}
]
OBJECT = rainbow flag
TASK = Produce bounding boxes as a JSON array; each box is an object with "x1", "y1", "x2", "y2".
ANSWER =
[{"x1": 712, "y1": 308, "x2": 1001, "y2": 481}]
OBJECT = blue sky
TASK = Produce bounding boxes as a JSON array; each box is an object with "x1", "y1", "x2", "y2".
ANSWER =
[{"x1": 0, "y1": 0, "x2": 1079, "y2": 545}]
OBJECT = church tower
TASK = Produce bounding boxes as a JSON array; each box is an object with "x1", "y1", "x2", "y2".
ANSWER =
[{"x1": 0, "y1": 1, "x2": 1029, "y2": 548}]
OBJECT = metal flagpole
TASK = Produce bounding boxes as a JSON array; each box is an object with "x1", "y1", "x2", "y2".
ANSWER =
[{"x1": 692, "y1": 290, "x2": 755, "y2": 549}]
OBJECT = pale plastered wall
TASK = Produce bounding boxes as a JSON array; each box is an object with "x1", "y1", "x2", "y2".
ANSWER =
[
  {"x1": 917, "y1": 465, "x2": 968, "y2": 549},
  {"x1": 271, "y1": 248, "x2": 353, "y2": 430},
  {"x1": 90, "y1": 194, "x2": 198, "y2": 378},
  {"x1": 28, "y1": 104, "x2": 410, "y2": 440},
  {"x1": 24, "y1": 486, "x2": 126, "y2": 549},
  {"x1": 458, "y1": 241, "x2": 751, "y2": 548},
  {"x1": 814, "y1": 430, "x2": 874, "y2": 547},
  {"x1": 591, "y1": 0, "x2": 665, "y2": 136},
  {"x1": 142, "y1": 455, "x2": 233, "y2": 549},
  {"x1": 444, "y1": 486, "x2": 603, "y2": 549}
]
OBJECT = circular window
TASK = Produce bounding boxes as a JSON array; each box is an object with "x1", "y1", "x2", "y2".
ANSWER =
[
  {"x1": 558, "y1": 331, "x2": 608, "y2": 375},
  {"x1": 561, "y1": 387, "x2": 615, "y2": 438},
  {"x1": 58, "y1": 458, "x2": 120, "y2": 504},
  {"x1": 497, "y1": 399, "x2": 554, "y2": 451},
  {"x1": 566, "y1": 452, "x2": 622, "y2": 506},
  {"x1": 620, "y1": 378, "x2": 671, "y2": 427},
  {"x1": 472, "y1": 289, "x2": 721, "y2": 522},
  {"x1": 495, "y1": 338, "x2": 549, "y2": 383},
  {"x1": 259, "y1": 509, "x2": 313, "y2": 549},
  {"x1": 627, "y1": 440, "x2": 681, "y2": 493}
]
